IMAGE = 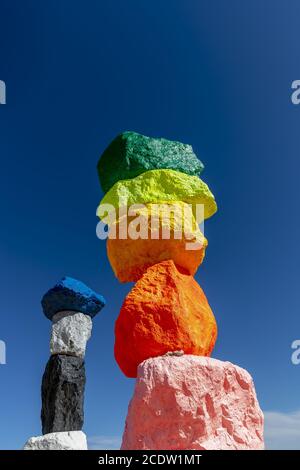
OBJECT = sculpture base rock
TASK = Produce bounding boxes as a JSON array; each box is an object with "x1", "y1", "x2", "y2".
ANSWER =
[{"x1": 121, "y1": 355, "x2": 264, "y2": 450}]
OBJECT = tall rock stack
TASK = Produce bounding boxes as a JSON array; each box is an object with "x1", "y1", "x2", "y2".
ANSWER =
[
  {"x1": 97, "y1": 131, "x2": 264, "y2": 450},
  {"x1": 23, "y1": 277, "x2": 105, "y2": 450}
]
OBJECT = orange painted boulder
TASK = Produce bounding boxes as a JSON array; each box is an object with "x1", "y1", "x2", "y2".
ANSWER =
[
  {"x1": 114, "y1": 260, "x2": 217, "y2": 378},
  {"x1": 107, "y1": 202, "x2": 207, "y2": 282}
]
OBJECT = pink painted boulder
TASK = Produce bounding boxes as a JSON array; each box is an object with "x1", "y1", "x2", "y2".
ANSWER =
[{"x1": 121, "y1": 355, "x2": 264, "y2": 450}]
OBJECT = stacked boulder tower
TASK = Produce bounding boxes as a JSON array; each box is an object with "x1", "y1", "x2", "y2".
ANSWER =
[
  {"x1": 97, "y1": 131, "x2": 264, "y2": 450},
  {"x1": 23, "y1": 277, "x2": 105, "y2": 450}
]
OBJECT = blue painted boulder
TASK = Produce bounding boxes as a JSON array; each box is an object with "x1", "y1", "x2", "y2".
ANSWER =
[{"x1": 41, "y1": 276, "x2": 106, "y2": 320}]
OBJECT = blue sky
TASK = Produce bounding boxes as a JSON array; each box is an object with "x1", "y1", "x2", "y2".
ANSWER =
[{"x1": 0, "y1": 0, "x2": 300, "y2": 450}]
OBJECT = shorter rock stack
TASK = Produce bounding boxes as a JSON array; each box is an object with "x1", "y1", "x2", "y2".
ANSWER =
[{"x1": 23, "y1": 276, "x2": 105, "y2": 450}]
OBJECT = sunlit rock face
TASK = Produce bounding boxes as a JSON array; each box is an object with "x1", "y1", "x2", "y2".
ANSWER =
[{"x1": 121, "y1": 355, "x2": 264, "y2": 450}]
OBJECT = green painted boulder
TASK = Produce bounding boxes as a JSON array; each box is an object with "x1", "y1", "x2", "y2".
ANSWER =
[{"x1": 97, "y1": 131, "x2": 204, "y2": 193}]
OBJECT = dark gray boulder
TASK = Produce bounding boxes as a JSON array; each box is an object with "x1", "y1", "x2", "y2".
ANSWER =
[{"x1": 41, "y1": 354, "x2": 85, "y2": 434}]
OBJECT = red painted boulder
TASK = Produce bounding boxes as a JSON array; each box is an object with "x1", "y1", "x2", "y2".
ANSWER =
[
  {"x1": 121, "y1": 355, "x2": 264, "y2": 450},
  {"x1": 114, "y1": 260, "x2": 217, "y2": 378}
]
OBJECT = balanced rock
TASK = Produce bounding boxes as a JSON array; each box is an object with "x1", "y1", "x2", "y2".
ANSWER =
[
  {"x1": 107, "y1": 202, "x2": 207, "y2": 282},
  {"x1": 24, "y1": 431, "x2": 87, "y2": 450},
  {"x1": 97, "y1": 169, "x2": 217, "y2": 224},
  {"x1": 41, "y1": 276, "x2": 106, "y2": 320},
  {"x1": 41, "y1": 355, "x2": 85, "y2": 434},
  {"x1": 114, "y1": 260, "x2": 217, "y2": 377},
  {"x1": 121, "y1": 355, "x2": 264, "y2": 450},
  {"x1": 50, "y1": 311, "x2": 92, "y2": 358},
  {"x1": 97, "y1": 131, "x2": 204, "y2": 193}
]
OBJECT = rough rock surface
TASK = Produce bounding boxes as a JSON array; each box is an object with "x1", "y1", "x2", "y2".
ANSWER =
[
  {"x1": 41, "y1": 355, "x2": 85, "y2": 434},
  {"x1": 97, "y1": 131, "x2": 204, "y2": 193},
  {"x1": 107, "y1": 202, "x2": 207, "y2": 282},
  {"x1": 41, "y1": 276, "x2": 106, "y2": 320},
  {"x1": 114, "y1": 260, "x2": 217, "y2": 378},
  {"x1": 97, "y1": 169, "x2": 217, "y2": 224},
  {"x1": 23, "y1": 431, "x2": 87, "y2": 450},
  {"x1": 50, "y1": 311, "x2": 92, "y2": 358},
  {"x1": 121, "y1": 355, "x2": 264, "y2": 450}
]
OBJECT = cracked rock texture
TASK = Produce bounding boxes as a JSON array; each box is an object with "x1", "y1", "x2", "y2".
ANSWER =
[
  {"x1": 97, "y1": 169, "x2": 217, "y2": 224},
  {"x1": 121, "y1": 355, "x2": 264, "y2": 450},
  {"x1": 50, "y1": 311, "x2": 92, "y2": 358},
  {"x1": 97, "y1": 131, "x2": 204, "y2": 193},
  {"x1": 23, "y1": 431, "x2": 87, "y2": 450},
  {"x1": 41, "y1": 355, "x2": 85, "y2": 434}
]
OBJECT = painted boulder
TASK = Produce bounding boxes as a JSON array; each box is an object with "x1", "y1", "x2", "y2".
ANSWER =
[{"x1": 114, "y1": 260, "x2": 217, "y2": 378}]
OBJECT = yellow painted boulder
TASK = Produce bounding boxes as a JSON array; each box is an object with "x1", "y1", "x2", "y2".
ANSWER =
[{"x1": 97, "y1": 169, "x2": 217, "y2": 223}]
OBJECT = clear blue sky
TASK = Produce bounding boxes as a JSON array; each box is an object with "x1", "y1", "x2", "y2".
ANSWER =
[{"x1": 0, "y1": 0, "x2": 300, "y2": 450}]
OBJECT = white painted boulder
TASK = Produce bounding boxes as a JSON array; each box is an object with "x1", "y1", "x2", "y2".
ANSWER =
[
  {"x1": 50, "y1": 311, "x2": 92, "y2": 358},
  {"x1": 23, "y1": 431, "x2": 88, "y2": 450}
]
